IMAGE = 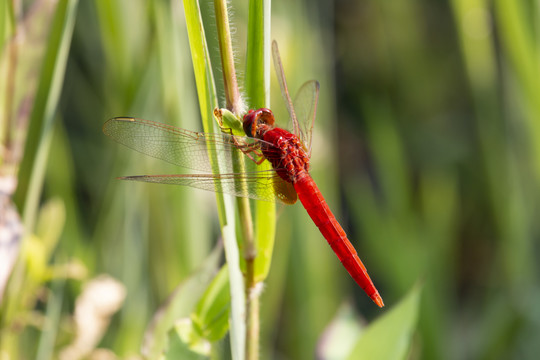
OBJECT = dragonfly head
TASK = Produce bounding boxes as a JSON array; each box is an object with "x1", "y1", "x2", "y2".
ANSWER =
[{"x1": 243, "y1": 108, "x2": 275, "y2": 138}]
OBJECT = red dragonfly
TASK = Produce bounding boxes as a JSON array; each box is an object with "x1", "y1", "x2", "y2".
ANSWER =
[{"x1": 103, "y1": 41, "x2": 383, "y2": 307}]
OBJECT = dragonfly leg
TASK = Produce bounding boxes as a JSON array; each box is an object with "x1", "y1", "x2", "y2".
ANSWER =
[
  {"x1": 237, "y1": 143, "x2": 266, "y2": 164},
  {"x1": 217, "y1": 123, "x2": 267, "y2": 165},
  {"x1": 220, "y1": 132, "x2": 265, "y2": 164},
  {"x1": 253, "y1": 154, "x2": 266, "y2": 165}
]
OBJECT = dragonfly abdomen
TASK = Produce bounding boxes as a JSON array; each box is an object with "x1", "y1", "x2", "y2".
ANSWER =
[{"x1": 293, "y1": 174, "x2": 384, "y2": 307}]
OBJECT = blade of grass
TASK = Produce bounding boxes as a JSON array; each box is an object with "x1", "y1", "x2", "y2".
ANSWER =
[
  {"x1": 495, "y1": 0, "x2": 540, "y2": 157},
  {"x1": 192, "y1": 264, "x2": 230, "y2": 342},
  {"x1": 214, "y1": 0, "x2": 254, "y2": 261},
  {"x1": 0, "y1": 0, "x2": 15, "y2": 156},
  {"x1": 243, "y1": 1, "x2": 273, "y2": 359},
  {"x1": 35, "y1": 280, "x2": 64, "y2": 360},
  {"x1": 13, "y1": 0, "x2": 79, "y2": 229},
  {"x1": 214, "y1": 0, "x2": 242, "y2": 115},
  {"x1": 347, "y1": 285, "x2": 421, "y2": 360},
  {"x1": 0, "y1": 1, "x2": 15, "y2": 51},
  {"x1": 94, "y1": 0, "x2": 129, "y2": 84},
  {"x1": 493, "y1": 0, "x2": 538, "y2": 309},
  {"x1": 213, "y1": 0, "x2": 254, "y2": 273},
  {"x1": 152, "y1": 0, "x2": 210, "y2": 276},
  {"x1": 452, "y1": 0, "x2": 534, "y2": 297},
  {"x1": 245, "y1": 0, "x2": 275, "y2": 286},
  {"x1": 213, "y1": 1, "x2": 263, "y2": 358},
  {"x1": 1, "y1": 0, "x2": 62, "y2": 173},
  {"x1": 182, "y1": 0, "x2": 245, "y2": 358},
  {"x1": 3, "y1": 2, "x2": 78, "y2": 343},
  {"x1": 142, "y1": 243, "x2": 223, "y2": 359}
]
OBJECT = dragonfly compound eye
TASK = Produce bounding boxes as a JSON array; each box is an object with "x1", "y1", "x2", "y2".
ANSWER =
[
  {"x1": 243, "y1": 110, "x2": 258, "y2": 137},
  {"x1": 257, "y1": 108, "x2": 275, "y2": 126},
  {"x1": 243, "y1": 108, "x2": 275, "y2": 137}
]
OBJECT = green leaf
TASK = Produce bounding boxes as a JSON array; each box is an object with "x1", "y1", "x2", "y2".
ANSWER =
[
  {"x1": 245, "y1": 0, "x2": 270, "y2": 107},
  {"x1": 192, "y1": 265, "x2": 230, "y2": 342},
  {"x1": 183, "y1": 0, "x2": 245, "y2": 358},
  {"x1": 214, "y1": 108, "x2": 244, "y2": 136},
  {"x1": 0, "y1": 0, "x2": 14, "y2": 53},
  {"x1": 165, "y1": 320, "x2": 211, "y2": 360},
  {"x1": 141, "y1": 243, "x2": 222, "y2": 359},
  {"x1": 347, "y1": 285, "x2": 422, "y2": 360},
  {"x1": 35, "y1": 197, "x2": 65, "y2": 255},
  {"x1": 318, "y1": 302, "x2": 364, "y2": 360},
  {"x1": 13, "y1": 0, "x2": 79, "y2": 230},
  {"x1": 244, "y1": 0, "x2": 275, "y2": 283},
  {"x1": 36, "y1": 280, "x2": 65, "y2": 360},
  {"x1": 220, "y1": 224, "x2": 245, "y2": 360},
  {"x1": 183, "y1": 0, "x2": 219, "y2": 136},
  {"x1": 25, "y1": 198, "x2": 66, "y2": 282}
]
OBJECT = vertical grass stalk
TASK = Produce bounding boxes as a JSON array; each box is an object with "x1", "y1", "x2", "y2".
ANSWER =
[
  {"x1": 183, "y1": 0, "x2": 246, "y2": 358},
  {"x1": 13, "y1": 0, "x2": 78, "y2": 228},
  {"x1": 213, "y1": 0, "x2": 255, "y2": 262},
  {"x1": 243, "y1": 0, "x2": 273, "y2": 358},
  {"x1": 213, "y1": 0, "x2": 259, "y2": 358}
]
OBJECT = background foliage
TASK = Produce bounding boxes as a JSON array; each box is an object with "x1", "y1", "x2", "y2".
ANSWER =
[{"x1": 1, "y1": 0, "x2": 539, "y2": 359}]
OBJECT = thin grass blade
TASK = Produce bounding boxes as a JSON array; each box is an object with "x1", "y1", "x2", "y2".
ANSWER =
[
  {"x1": 183, "y1": 0, "x2": 245, "y2": 358},
  {"x1": 13, "y1": 0, "x2": 78, "y2": 229},
  {"x1": 244, "y1": 0, "x2": 275, "y2": 284}
]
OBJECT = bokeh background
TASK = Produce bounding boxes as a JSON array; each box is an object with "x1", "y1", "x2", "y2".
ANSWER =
[{"x1": 2, "y1": 0, "x2": 539, "y2": 358}]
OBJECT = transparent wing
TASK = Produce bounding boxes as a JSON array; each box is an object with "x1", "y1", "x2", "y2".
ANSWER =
[
  {"x1": 272, "y1": 41, "x2": 298, "y2": 134},
  {"x1": 272, "y1": 41, "x2": 319, "y2": 153},
  {"x1": 103, "y1": 117, "x2": 298, "y2": 204},
  {"x1": 103, "y1": 117, "x2": 276, "y2": 173},
  {"x1": 119, "y1": 172, "x2": 297, "y2": 204},
  {"x1": 292, "y1": 80, "x2": 319, "y2": 155}
]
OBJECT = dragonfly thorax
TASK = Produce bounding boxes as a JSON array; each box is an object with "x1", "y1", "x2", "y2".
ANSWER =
[
  {"x1": 244, "y1": 108, "x2": 310, "y2": 183},
  {"x1": 261, "y1": 127, "x2": 310, "y2": 183}
]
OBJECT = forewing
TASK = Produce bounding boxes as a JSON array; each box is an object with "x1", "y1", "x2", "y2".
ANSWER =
[
  {"x1": 103, "y1": 117, "x2": 273, "y2": 173},
  {"x1": 272, "y1": 41, "x2": 298, "y2": 134},
  {"x1": 119, "y1": 171, "x2": 294, "y2": 204},
  {"x1": 291, "y1": 80, "x2": 319, "y2": 155},
  {"x1": 272, "y1": 42, "x2": 319, "y2": 154}
]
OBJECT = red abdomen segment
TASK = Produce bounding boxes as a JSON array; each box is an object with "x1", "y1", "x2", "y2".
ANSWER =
[{"x1": 293, "y1": 173, "x2": 384, "y2": 307}]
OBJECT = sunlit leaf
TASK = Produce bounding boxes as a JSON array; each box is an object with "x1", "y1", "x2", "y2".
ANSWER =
[
  {"x1": 192, "y1": 265, "x2": 230, "y2": 342},
  {"x1": 183, "y1": 0, "x2": 245, "y2": 357},
  {"x1": 165, "y1": 320, "x2": 210, "y2": 360},
  {"x1": 347, "y1": 285, "x2": 422, "y2": 360},
  {"x1": 13, "y1": 0, "x2": 79, "y2": 229},
  {"x1": 317, "y1": 302, "x2": 364, "y2": 359},
  {"x1": 142, "y1": 243, "x2": 222, "y2": 359},
  {"x1": 244, "y1": 0, "x2": 275, "y2": 283}
]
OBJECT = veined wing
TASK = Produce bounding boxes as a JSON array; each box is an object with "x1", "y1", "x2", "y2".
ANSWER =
[
  {"x1": 103, "y1": 117, "x2": 276, "y2": 173},
  {"x1": 272, "y1": 41, "x2": 298, "y2": 135},
  {"x1": 292, "y1": 80, "x2": 319, "y2": 156},
  {"x1": 119, "y1": 171, "x2": 297, "y2": 204},
  {"x1": 271, "y1": 41, "x2": 319, "y2": 153}
]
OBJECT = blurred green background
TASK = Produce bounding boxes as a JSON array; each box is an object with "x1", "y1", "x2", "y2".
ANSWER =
[{"x1": 2, "y1": 0, "x2": 539, "y2": 358}]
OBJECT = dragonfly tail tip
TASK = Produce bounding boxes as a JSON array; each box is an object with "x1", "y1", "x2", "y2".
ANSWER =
[{"x1": 372, "y1": 293, "x2": 385, "y2": 308}]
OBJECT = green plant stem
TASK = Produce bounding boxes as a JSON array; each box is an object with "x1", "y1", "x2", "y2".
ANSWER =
[
  {"x1": 244, "y1": 0, "x2": 275, "y2": 288},
  {"x1": 246, "y1": 284, "x2": 259, "y2": 360},
  {"x1": 183, "y1": 0, "x2": 246, "y2": 357},
  {"x1": 243, "y1": 0, "x2": 273, "y2": 358},
  {"x1": 13, "y1": 0, "x2": 78, "y2": 226},
  {"x1": 214, "y1": 0, "x2": 259, "y2": 358},
  {"x1": 244, "y1": 262, "x2": 259, "y2": 360},
  {"x1": 213, "y1": 0, "x2": 254, "y2": 252},
  {"x1": 214, "y1": 0, "x2": 242, "y2": 115},
  {"x1": 2, "y1": 27, "x2": 16, "y2": 166}
]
